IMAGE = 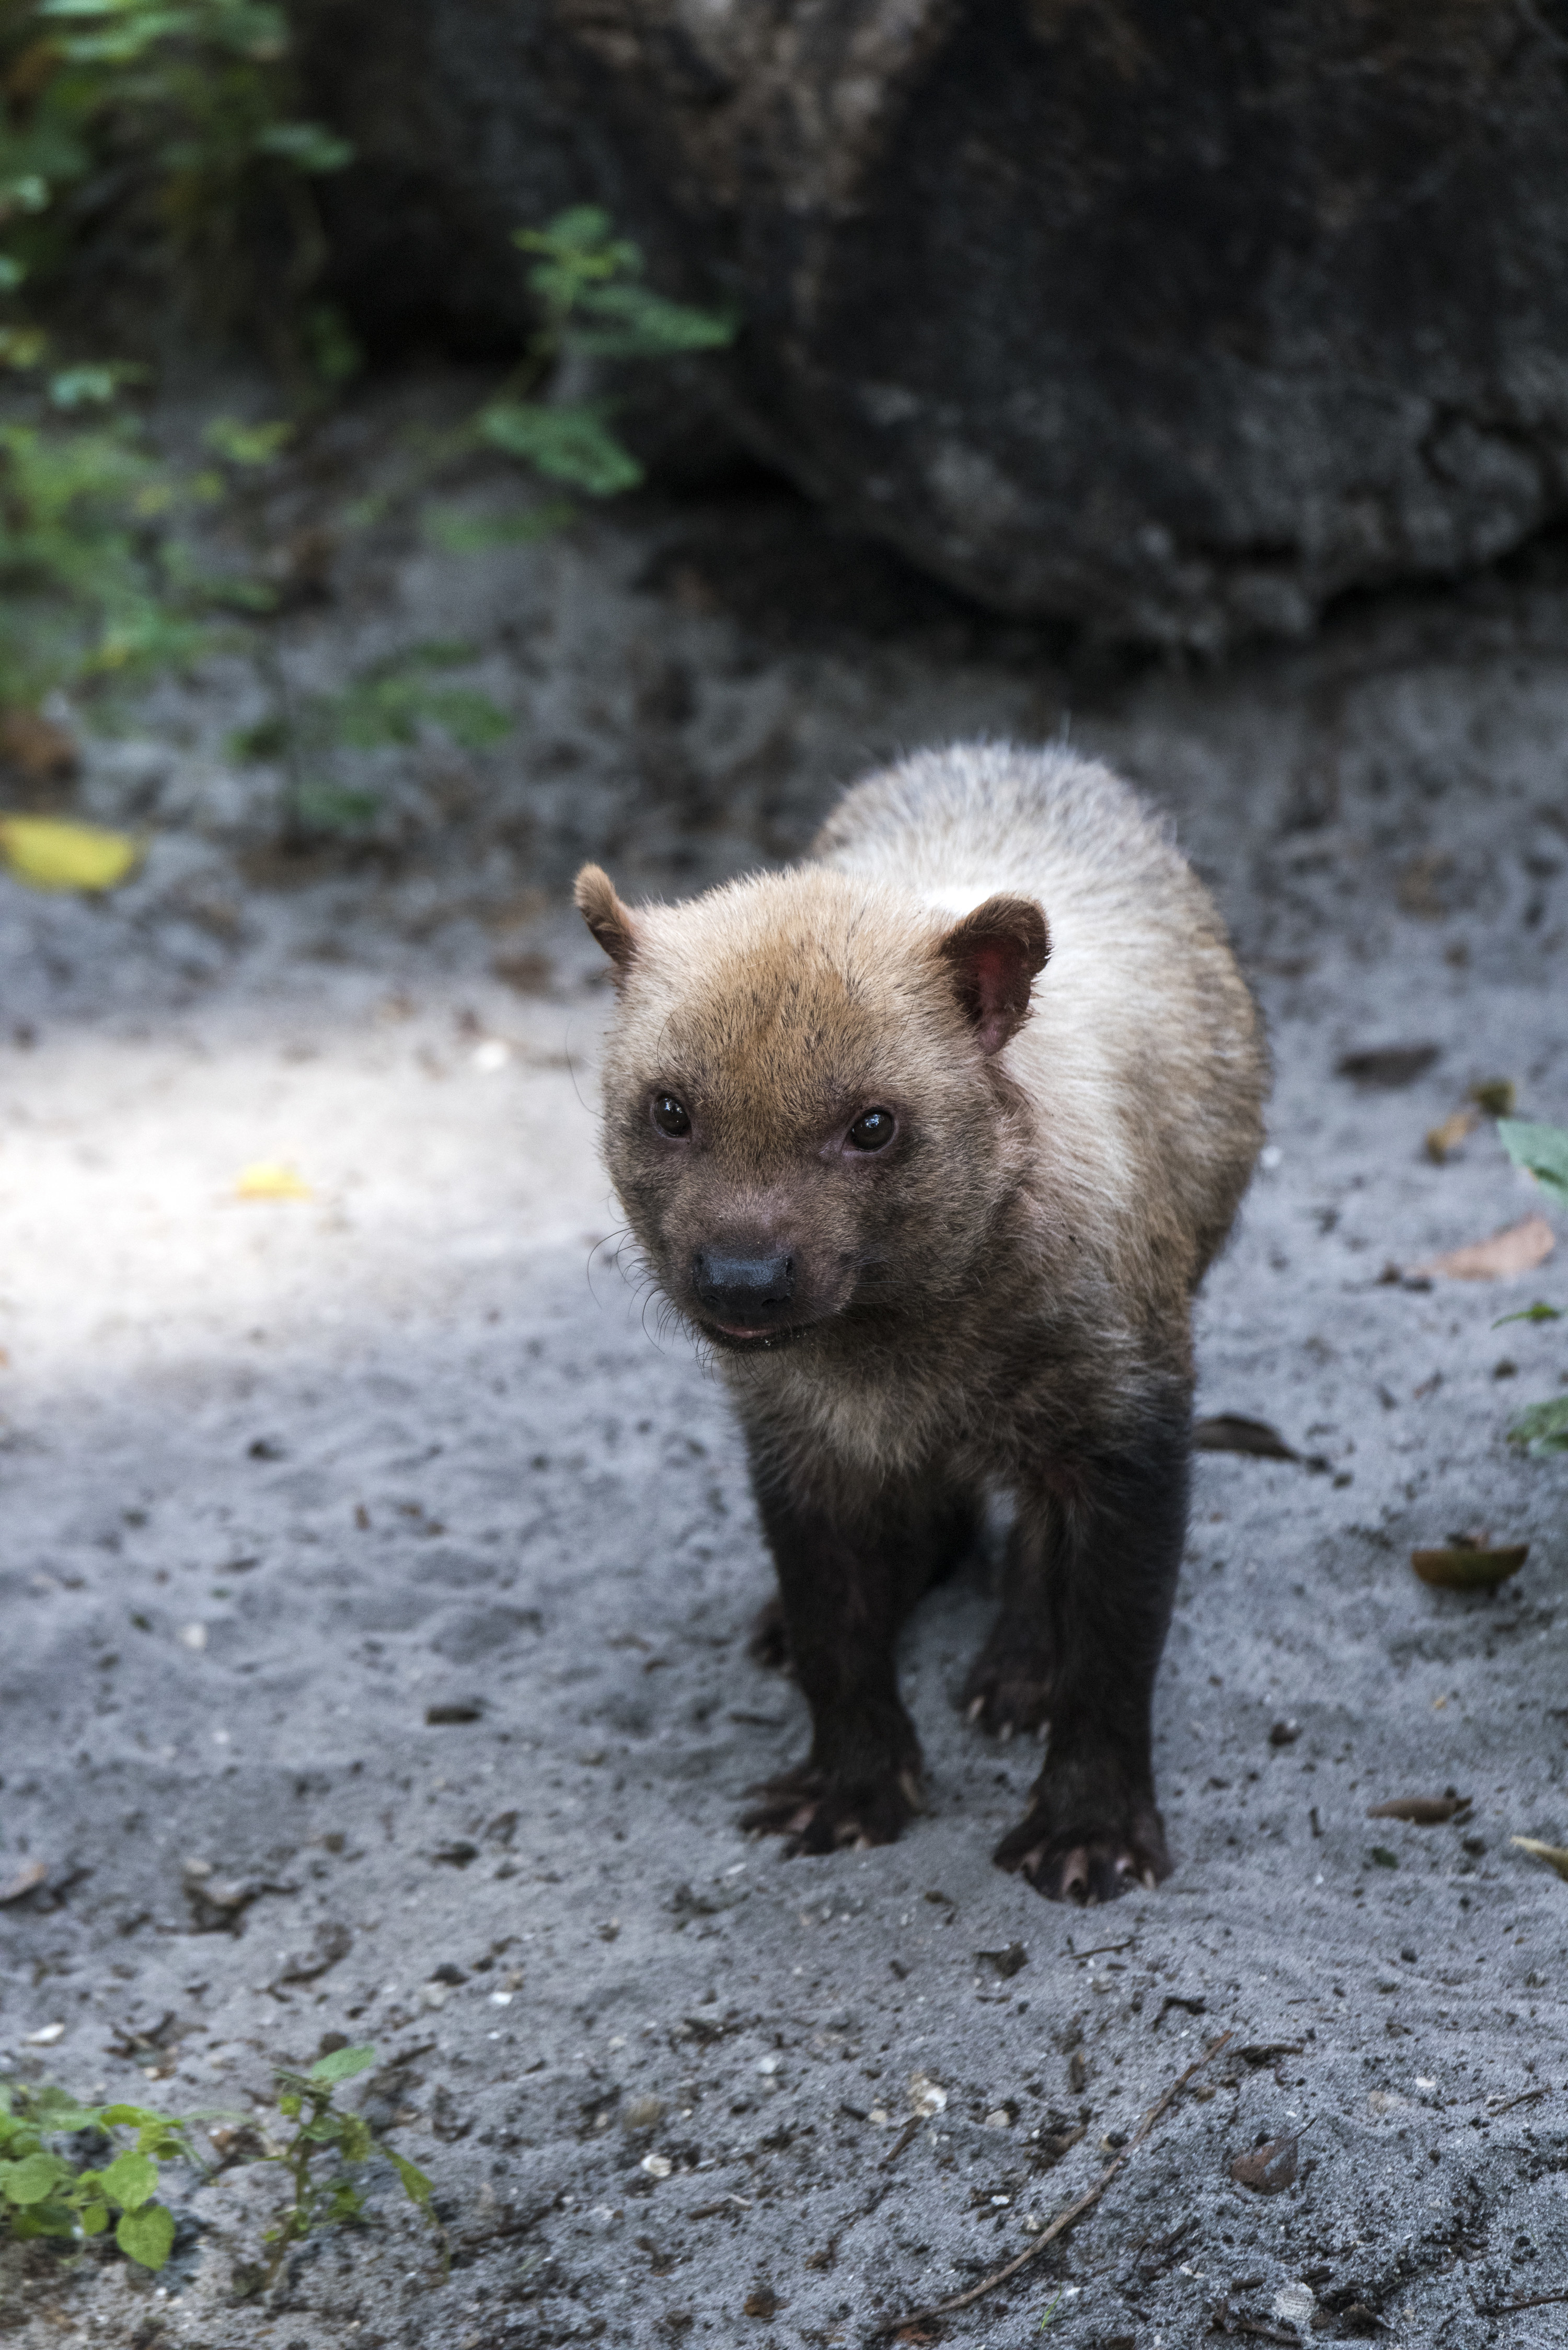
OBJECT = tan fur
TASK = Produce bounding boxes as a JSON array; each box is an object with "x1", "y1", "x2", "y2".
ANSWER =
[{"x1": 584, "y1": 743, "x2": 1266, "y2": 1497}]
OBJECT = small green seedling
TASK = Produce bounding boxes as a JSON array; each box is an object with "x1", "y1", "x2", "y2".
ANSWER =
[
  {"x1": 239, "y1": 2044, "x2": 433, "y2": 2295},
  {"x1": 0, "y1": 2081, "x2": 194, "y2": 2271},
  {"x1": 1492, "y1": 1121, "x2": 1568, "y2": 1455}
]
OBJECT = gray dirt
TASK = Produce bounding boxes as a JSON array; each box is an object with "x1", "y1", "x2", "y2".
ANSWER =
[{"x1": 1, "y1": 389, "x2": 1566, "y2": 2348}]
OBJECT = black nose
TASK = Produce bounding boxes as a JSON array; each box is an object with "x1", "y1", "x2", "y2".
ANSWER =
[{"x1": 691, "y1": 1247, "x2": 795, "y2": 1325}]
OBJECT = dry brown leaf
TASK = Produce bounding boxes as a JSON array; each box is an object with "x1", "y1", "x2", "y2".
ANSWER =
[
  {"x1": 1336, "y1": 1042, "x2": 1440, "y2": 1088},
  {"x1": 1193, "y1": 1415, "x2": 1298, "y2": 1461},
  {"x1": 1511, "y1": 1836, "x2": 1568, "y2": 1883},
  {"x1": 1229, "y1": 2133, "x2": 1298, "y2": 2195},
  {"x1": 1366, "y1": 1794, "x2": 1471, "y2": 1825},
  {"x1": 1426, "y1": 1107, "x2": 1479, "y2": 1164},
  {"x1": 0, "y1": 708, "x2": 77, "y2": 782},
  {"x1": 1411, "y1": 1215, "x2": 1554, "y2": 1281},
  {"x1": 1412, "y1": 1541, "x2": 1528, "y2": 1590}
]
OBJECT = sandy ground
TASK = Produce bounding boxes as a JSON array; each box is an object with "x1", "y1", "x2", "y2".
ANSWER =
[{"x1": 2, "y1": 398, "x2": 1567, "y2": 2348}]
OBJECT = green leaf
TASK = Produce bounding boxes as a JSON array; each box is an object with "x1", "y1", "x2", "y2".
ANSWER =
[
  {"x1": 515, "y1": 205, "x2": 618, "y2": 255},
  {"x1": 1493, "y1": 1302, "x2": 1563, "y2": 1327},
  {"x1": 569, "y1": 280, "x2": 735, "y2": 358},
  {"x1": 388, "y1": 2149, "x2": 433, "y2": 2209},
  {"x1": 97, "y1": 2149, "x2": 158, "y2": 2211},
  {"x1": 423, "y1": 687, "x2": 511, "y2": 750},
  {"x1": 203, "y1": 416, "x2": 292, "y2": 467},
  {"x1": 48, "y1": 363, "x2": 143, "y2": 409},
  {"x1": 337, "y1": 2116, "x2": 372, "y2": 2162},
  {"x1": 10, "y1": 2197, "x2": 79, "y2": 2241},
  {"x1": 27, "y1": 2090, "x2": 101, "y2": 2130},
  {"x1": 253, "y1": 122, "x2": 355, "y2": 174},
  {"x1": 96, "y1": 2105, "x2": 166, "y2": 2129},
  {"x1": 1369, "y1": 1846, "x2": 1399, "y2": 1870},
  {"x1": 116, "y1": 2200, "x2": 175, "y2": 2271},
  {"x1": 1509, "y1": 1395, "x2": 1568, "y2": 1457},
  {"x1": 305, "y1": 303, "x2": 363, "y2": 387},
  {"x1": 421, "y1": 501, "x2": 575, "y2": 555},
  {"x1": 0, "y1": 2151, "x2": 73, "y2": 2205},
  {"x1": 477, "y1": 400, "x2": 642, "y2": 497},
  {"x1": 1497, "y1": 1118, "x2": 1568, "y2": 1212},
  {"x1": 307, "y1": 2043, "x2": 377, "y2": 2085},
  {"x1": 327, "y1": 2181, "x2": 364, "y2": 2222}
]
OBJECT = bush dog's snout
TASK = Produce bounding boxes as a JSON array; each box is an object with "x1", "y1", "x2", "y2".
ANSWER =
[{"x1": 692, "y1": 1244, "x2": 796, "y2": 1333}]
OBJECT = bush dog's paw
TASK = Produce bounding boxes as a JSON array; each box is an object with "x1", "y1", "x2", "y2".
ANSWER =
[
  {"x1": 994, "y1": 1792, "x2": 1171, "y2": 1905},
  {"x1": 741, "y1": 1763, "x2": 924, "y2": 1856},
  {"x1": 961, "y1": 1640, "x2": 1053, "y2": 1740}
]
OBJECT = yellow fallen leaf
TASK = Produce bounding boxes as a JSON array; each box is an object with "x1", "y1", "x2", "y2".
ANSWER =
[
  {"x1": 0, "y1": 813, "x2": 140, "y2": 891},
  {"x1": 1511, "y1": 1835, "x2": 1568, "y2": 1883},
  {"x1": 1412, "y1": 1214, "x2": 1555, "y2": 1281},
  {"x1": 235, "y1": 1160, "x2": 313, "y2": 1201}
]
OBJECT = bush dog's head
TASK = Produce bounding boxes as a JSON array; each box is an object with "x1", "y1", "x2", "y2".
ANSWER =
[{"x1": 575, "y1": 863, "x2": 1048, "y2": 1356}]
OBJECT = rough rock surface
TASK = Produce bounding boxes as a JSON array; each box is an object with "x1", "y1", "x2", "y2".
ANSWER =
[
  {"x1": 0, "y1": 392, "x2": 1566, "y2": 2345},
  {"x1": 301, "y1": 0, "x2": 1568, "y2": 646}
]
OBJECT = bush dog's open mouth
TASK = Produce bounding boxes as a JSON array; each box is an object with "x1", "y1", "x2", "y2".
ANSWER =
[{"x1": 705, "y1": 1320, "x2": 808, "y2": 1349}]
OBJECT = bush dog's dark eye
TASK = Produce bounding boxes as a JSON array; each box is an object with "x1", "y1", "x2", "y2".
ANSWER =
[
  {"x1": 847, "y1": 1108, "x2": 896, "y2": 1152},
  {"x1": 651, "y1": 1094, "x2": 691, "y2": 1137}
]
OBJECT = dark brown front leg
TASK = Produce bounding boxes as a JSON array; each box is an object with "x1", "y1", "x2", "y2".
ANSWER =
[
  {"x1": 740, "y1": 1458, "x2": 973, "y2": 1857},
  {"x1": 990, "y1": 1391, "x2": 1189, "y2": 1904},
  {"x1": 962, "y1": 1516, "x2": 1056, "y2": 1737}
]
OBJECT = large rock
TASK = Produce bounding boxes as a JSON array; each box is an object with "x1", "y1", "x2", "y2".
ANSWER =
[{"x1": 299, "y1": 1, "x2": 1568, "y2": 648}]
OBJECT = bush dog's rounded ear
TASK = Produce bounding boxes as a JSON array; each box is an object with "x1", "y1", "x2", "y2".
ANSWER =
[
  {"x1": 574, "y1": 864, "x2": 639, "y2": 977},
  {"x1": 935, "y1": 893, "x2": 1050, "y2": 1055}
]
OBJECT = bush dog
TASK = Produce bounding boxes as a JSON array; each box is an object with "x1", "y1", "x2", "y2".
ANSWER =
[{"x1": 575, "y1": 743, "x2": 1266, "y2": 1902}]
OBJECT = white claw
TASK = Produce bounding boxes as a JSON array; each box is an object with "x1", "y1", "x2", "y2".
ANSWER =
[
  {"x1": 1141, "y1": 1867, "x2": 1158, "y2": 1890},
  {"x1": 967, "y1": 1696, "x2": 985, "y2": 1723},
  {"x1": 998, "y1": 1722, "x2": 1014, "y2": 1745}
]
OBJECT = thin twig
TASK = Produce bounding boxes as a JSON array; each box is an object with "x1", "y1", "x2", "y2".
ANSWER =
[
  {"x1": 872, "y1": 2029, "x2": 1232, "y2": 2335},
  {"x1": 1483, "y1": 2084, "x2": 1555, "y2": 2116},
  {"x1": 880, "y1": 2116, "x2": 924, "y2": 2169},
  {"x1": 1478, "y1": 2288, "x2": 1568, "y2": 2315}
]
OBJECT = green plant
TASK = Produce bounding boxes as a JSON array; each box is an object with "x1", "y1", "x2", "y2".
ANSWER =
[
  {"x1": 231, "y1": 637, "x2": 511, "y2": 840},
  {"x1": 1495, "y1": 1119, "x2": 1567, "y2": 1456},
  {"x1": 398, "y1": 205, "x2": 736, "y2": 555},
  {"x1": 0, "y1": 384, "x2": 289, "y2": 704},
  {"x1": 475, "y1": 204, "x2": 734, "y2": 499},
  {"x1": 0, "y1": 0, "x2": 355, "y2": 356},
  {"x1": 0, "y1": 2081, "x2": 193, "y2": 2270},
  {"x1": 236, "y1": 2044, "x2": 432, "y2": 2295}
]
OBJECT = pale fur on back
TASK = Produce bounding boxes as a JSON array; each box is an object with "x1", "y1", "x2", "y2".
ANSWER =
[{"x1": 813, "y1": 742, "x2": 1267, "y2": 1329}]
